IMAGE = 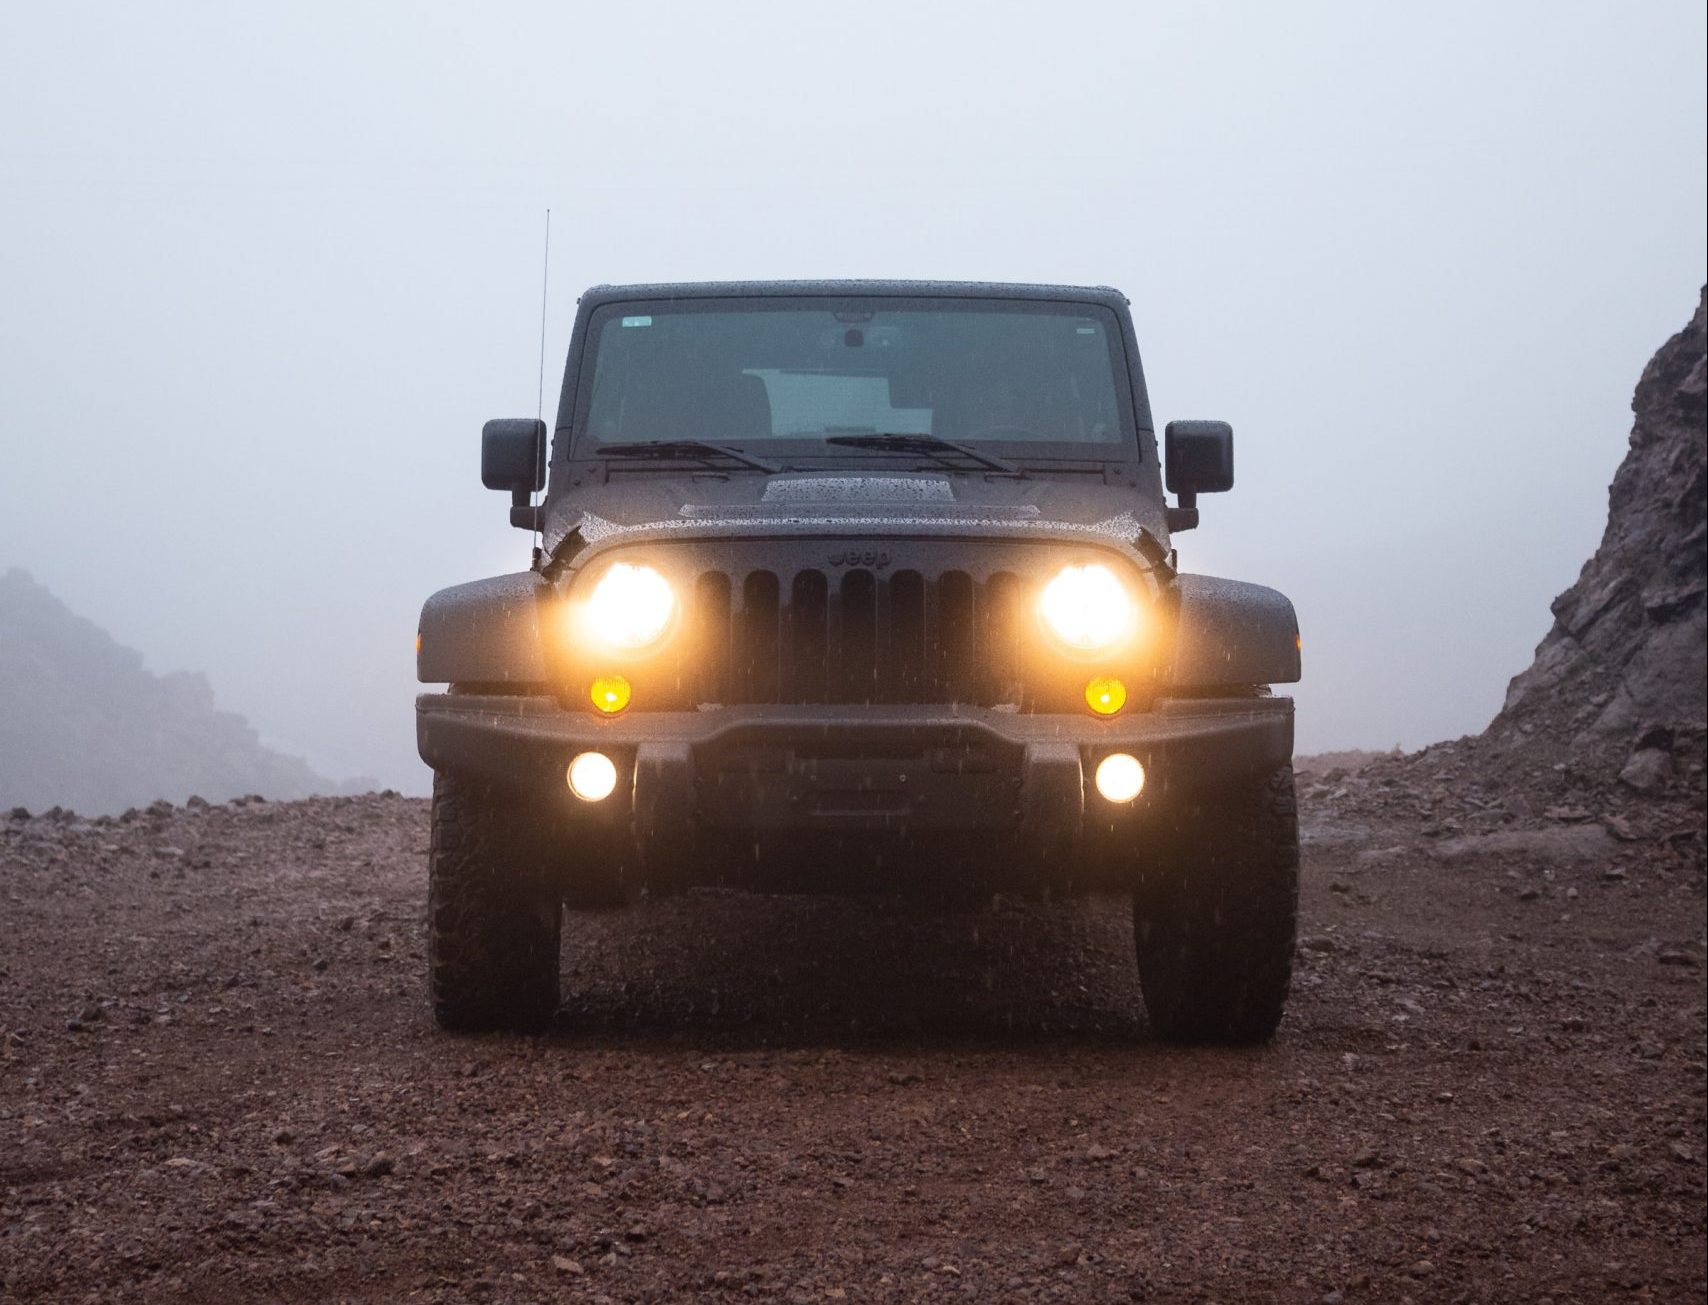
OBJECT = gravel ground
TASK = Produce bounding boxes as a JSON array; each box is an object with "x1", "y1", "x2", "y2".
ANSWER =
[{"x1": 2, "y1": 788, "x2": 1704, "y2": 1304}]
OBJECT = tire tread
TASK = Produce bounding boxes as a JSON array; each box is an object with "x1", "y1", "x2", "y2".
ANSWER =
[
  {"x1": 1133, "y1": 764, "x2": 1299, "y2": 1045},
  {"x1": 428, "y1": 773, "x2": 560, "y2": 1032}
]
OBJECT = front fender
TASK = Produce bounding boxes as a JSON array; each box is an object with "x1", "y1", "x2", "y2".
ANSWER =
[
  {"x1": 1165, "y1": 573, "x2": 1301, "y2": 689},
  {"x1": 417, "y1": 572, "x2": 549, "y2": 686}
]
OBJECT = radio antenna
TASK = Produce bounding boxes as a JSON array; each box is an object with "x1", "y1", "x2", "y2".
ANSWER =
[{"x1": 535, "y1": 208, "x2": 552, "y2": 423}]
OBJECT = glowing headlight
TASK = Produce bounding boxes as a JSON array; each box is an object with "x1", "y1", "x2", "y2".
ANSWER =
[
  {"x1": 1039, "y1": 563, "x2": 1135, "y2": 654},
  {"x1": 582, "y1": 563, "x2": 677, "y2": 653}
]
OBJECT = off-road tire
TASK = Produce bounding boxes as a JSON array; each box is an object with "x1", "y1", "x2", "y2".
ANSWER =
[
  {"x1": 1132, "y1": 763, "x2": 1299, "y2": 1045},
  {"x1": 428, "y1": 772, "x2": 561, "y2": 1032}
]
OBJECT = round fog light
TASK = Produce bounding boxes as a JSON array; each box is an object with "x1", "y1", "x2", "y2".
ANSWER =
[
  {"x1": 567, "y1": 751, "x2": 618, "y2": 802},
  {"x1": 1094, "y1": 753, "x2": 1145, "y2": 803},
  {"x1": 590, "y1": 673, "x2": 632, "y2": 714},
  {"x1": 1085, "y1": 675, "x2": 1127, "y2": 716}
]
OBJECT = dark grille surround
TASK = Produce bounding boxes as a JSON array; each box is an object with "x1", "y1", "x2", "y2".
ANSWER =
[
  {"x1": 554, "y1": 540, "x2": 1159, "y2": 714},
  {"x1": 686, "y1": 564, "x2": 1029, "y2": 707}
]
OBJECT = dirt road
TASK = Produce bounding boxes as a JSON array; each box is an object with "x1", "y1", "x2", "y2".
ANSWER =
[{"x1": 2, "y1": 785, "x2": 1703, "y2": 1303}]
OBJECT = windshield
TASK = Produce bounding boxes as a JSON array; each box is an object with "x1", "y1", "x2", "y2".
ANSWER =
[{"x1": 575, "y1": 298, "x2": 1130, "y2": 451}]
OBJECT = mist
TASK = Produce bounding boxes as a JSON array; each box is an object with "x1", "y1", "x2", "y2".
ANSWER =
[{"x1": 2, "y1": 0, "x2": 1704, "y2": 793}]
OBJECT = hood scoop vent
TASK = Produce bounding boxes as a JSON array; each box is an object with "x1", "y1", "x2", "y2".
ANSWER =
[
  {"x1": 759, "y1": 476, "x2": 956, "y2": 505},
  {"x1": 677, "y1": 503, "x2": 1041, "y2": 520}
]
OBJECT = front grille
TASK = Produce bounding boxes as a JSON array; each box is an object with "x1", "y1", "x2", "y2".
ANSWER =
[{"x1": 685, "y1": 567, "x2": 1029, "y2": 706}]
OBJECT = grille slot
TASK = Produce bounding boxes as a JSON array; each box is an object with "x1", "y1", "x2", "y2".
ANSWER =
[
  {"x1": 690, "y1": 566, "x2": 1028, "y2": 706},
  {"x1": 738, "y1": 571, "x2": 780, "y2": 702}
]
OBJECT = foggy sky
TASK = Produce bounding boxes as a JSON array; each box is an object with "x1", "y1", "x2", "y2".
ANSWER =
[{"x1": 2, "y1": 1, "x2": 1705, "y2": 792}]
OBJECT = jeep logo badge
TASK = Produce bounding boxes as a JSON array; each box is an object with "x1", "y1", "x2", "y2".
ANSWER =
[{"x1": 828, "y1": 549, "x2": 891, "y2": 569}]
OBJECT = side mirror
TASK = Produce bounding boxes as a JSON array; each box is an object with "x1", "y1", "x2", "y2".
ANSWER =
[
  {"x1": 1163, "y1": 419, "x2": 1234, "y2": 532},
  {"x1": 481, "y1": 418, "x2": 546, "y2": 530}
]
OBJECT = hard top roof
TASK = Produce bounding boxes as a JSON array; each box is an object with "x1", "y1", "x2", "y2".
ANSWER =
[{"x1": 579, "y1": 280, "x2": 1130, "y2": 309}]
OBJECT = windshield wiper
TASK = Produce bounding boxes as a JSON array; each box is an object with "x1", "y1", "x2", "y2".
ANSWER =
[
  {"x1": 595, "y1": 440, "x2": 782, "y2": 474},
  {"x1": 822, "y1": 433, "x2": 1019, "y2": 474}
]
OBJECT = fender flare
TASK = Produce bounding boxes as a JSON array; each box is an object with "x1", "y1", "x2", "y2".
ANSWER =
[
  {"x1": 417, "y1": 572, "x2": 549, "y2": 686},
  {"x1": 1165, "y1": 573, "x2": 1301, "y2": 689}
]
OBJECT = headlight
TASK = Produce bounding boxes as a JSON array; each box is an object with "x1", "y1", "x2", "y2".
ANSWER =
[
  {"x1": 581, "y1": 563, "x2": 677, "y2": 653},
  {"x1": 1038, "y1": 563, "x2": 1136, "y2": 654}
]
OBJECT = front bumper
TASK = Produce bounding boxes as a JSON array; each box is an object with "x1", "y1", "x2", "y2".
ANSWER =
[{"x1": 416, "y1": 694, "x2": 1292, "y2": 848}]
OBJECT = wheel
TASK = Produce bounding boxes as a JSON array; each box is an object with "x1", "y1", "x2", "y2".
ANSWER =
[
  {"x1": 1132, "y1": 764, "x2": 1299, "y2": 1045},
  {"x1": 427, "y1": 772, "x2": 561, "y2": 1032}
]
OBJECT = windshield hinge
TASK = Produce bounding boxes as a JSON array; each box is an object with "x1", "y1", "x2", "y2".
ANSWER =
[
  {"x1": 1102, "y1": 461, "x2": 1140, "y2": 488},
  {"x1": 1134, "y1": 527, "x2": 1177, "y2": 580}
]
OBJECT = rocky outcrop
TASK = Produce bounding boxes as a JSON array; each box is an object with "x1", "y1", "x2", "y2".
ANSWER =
[
  {"x1": 1488, "y1": 289, "x2": 1707, "y2": 783},
  {"x1": 0, "y1": 568, "x2": 345, "y2": 815}
]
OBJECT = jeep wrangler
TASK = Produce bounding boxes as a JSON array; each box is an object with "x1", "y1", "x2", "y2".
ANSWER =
[{"x1": 417, "y1": 281, "x2": 1301, "y2": 1043}]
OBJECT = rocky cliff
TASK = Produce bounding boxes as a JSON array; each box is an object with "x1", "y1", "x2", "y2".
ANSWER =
[
  {"x1": 0, "y1": 568, "x2": 346, "y2": 814},
  {"x1": 1487, "y1": 289, "x2": 1707, "y2": 789}
]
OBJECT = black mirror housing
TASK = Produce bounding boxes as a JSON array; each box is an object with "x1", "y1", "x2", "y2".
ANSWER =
[
  {"x1": 481, "y1": 418, "x2": 547, "y2": 493},
  {"x1": 1165, "y1": 420, "x2": 1234, "y2": 495},
  {"x1": 481, "y1": 418, "x2": 547, "y2": 531},
  {"x1": 1163, "y1": 420, "x2": 1234, "y2": 533}
]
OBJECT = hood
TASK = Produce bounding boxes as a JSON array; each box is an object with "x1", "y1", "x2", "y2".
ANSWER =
[{"x1": 541, "y1": 470, "x2": 1169, "y2": 559}]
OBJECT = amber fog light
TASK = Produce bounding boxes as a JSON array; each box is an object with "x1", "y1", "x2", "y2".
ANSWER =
[
  {"x1": 1085, "y1": 676, "x2": 1127, "y2": 715},
  {"x1": 590, "y1": 674, "x2": 632, "y2": 714},
  {"x1": 567, "y1": 752, "x2": 619, "y2": 802},
  {"x1": 1094, "y1": 753, "x2": 1145, "y2": 803}
]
